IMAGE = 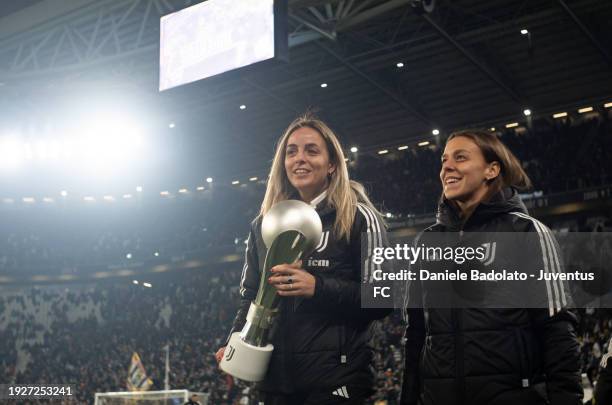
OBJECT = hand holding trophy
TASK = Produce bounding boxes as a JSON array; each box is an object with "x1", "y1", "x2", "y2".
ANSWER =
[{"x1": 220, "y1": 200, "x2": 322, "y2": 382}]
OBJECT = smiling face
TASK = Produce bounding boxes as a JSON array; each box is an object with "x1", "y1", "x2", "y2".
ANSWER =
[
  {"x1": 440, "y1": 136, "x2": 500, "y2": 207},
  {"x1": 284, "y1": 126, "x2": 335, "y2": 203}
]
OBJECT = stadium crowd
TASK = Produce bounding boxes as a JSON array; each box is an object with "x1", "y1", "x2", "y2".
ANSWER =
[
  {"x1": 0, "y1": 114, "x2": 610, "y2": 404},
  {"x1": 0, "y1": 268, "x2": 405, "y2": 404}
]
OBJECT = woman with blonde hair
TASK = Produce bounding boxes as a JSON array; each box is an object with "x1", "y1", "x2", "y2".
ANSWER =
[{"x1": 217, "y1": 113, "x2": 390, "y2": 404}]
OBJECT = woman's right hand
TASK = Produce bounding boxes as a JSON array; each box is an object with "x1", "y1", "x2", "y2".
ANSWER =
[{"x1": 215, "y1": 347, "x2": 225, "y2": 364}]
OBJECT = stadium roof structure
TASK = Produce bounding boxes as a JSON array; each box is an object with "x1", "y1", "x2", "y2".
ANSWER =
[{"x1": 0, "y1": 0, "x2": 610, "y2": 183}]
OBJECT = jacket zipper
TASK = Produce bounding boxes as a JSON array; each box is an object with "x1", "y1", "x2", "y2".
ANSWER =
[
  {"x1": 452, "y1": 308, "x2": 466, "y2": 405},
  {"x1": 514, "y1": 328, "x2": 529, "y2": 387},
  {"x1": 339, "y1": 321, "x2": 347, "y2": 364}
]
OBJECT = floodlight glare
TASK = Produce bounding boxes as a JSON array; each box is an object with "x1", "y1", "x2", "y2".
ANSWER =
[
  {"x1": 0, "y1": 136, "x2": 25, "y2": 169},
  {"x1": 206, "y1": 177, "x2": 213, "y2": 183},
  {"x1": 523, "y1": 109, "x2": 531, "y2": 116},
  {"x1": 350, "y1": 146, "x2": 358, "y2": 153}
]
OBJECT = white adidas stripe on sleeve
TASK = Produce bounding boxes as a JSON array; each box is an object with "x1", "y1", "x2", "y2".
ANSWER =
[{"x1": 510, "y1": 212, "x2": 564, "y2": 316}]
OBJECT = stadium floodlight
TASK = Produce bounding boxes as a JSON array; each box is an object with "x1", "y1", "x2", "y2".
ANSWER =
[
  {"x1": 490, "y1": 127, "x2": 496, "y2": 131},
  {"x1": 103, "y1": 195, "x2": 115, "y2": 201},
  {"x1": 154, "y1": 252, "x2": 160, "y2": 257},
  {"x1": 35, "y1": 140, "x2": 49, "y2": 160},
  {"x1": 0, "y1": 136, "x2": 25, "y2": 169},
  {"x1": 523, "y1": 109, "x2": 531, "y2": 116},
  {"x1": 377, "y1": 149, "x2": 389, "y2": 155},
  {"x1": 178, "y1": 188, "x2": 188, "y2": 193},
  {"x1": 240, "y1": 104, "x2": 247, "y2": 110},
  {"x1": 60, "y1": 139, "x2": 74, "y2": 159},
  {"x1": 126, "y1": 253, "x2": 132, "y2": 259},
  {"x1": 22, "y1": 197, "x2": 35, "y2": 203},
  {"x1": 169, "y1": 122, "x2": 175, "y2": 129},
  {"x1": 70, "y1": 112, "x2": 145, "y2": 174},
  {"x1": 60, "y1": 190, "x2": 68, "y2": 197},
  {"x1": 48, "y1": 139, "x2": 61, "y2": 159},
  {"x1": 83, "y1": 196, "x2": 95, "y2": 202},
  {"x1": 432, "y1": 129, "x2": 440, "y2": 135},
  {"x1": 136, "y1": 186, "x2": 143, "y2": 192},
  {"x1": 418, "y1": 141, "x2": 430, "y2": 147},
  {"x1": 396, "y1": 62, "x2": 404, "y2": 68},
  {"x1": 578, "y1": 106, "x2": 593, "y2": 113},
  {"x1": 196, "y1": 186, "x2": 205, "y2": 191},
  {"x1": 160, "y1": 191, "x2": 170, "y2": 196},
  {"x1": 553, "y1": 112, "x2": 568, "y2": 118},
  {"x1": 206, "y1": 177, "x2": 213, "y2": 183},
  {"x1": 43, "y1": 197, "x2": 54, "y2": 203},
  {"x1": 505, "y1": 122, "x2": 519, "y2": 128},
  {"x1": 143, "y1": 282, "x2": 152, "y2": 288},
  {"x1": 320, "y1": 83, "x2": 328, "y2": 88},
  {"x1": 604, "y1": 102, "x2": 612, "y2": 108},
  {"x1": 232, "y1": 180, "x2": 240, "y2": 185},
  {"x1": 123, "y1": 193, "x2": 133, "y2": 199},
  {"x1": 350, "y1": 146, "x2": 358, "y2": 153},
  {"x1": 132, "y1": 280, "x2": 139, "y2": 285},
  {"x1": 520, "y1": 29, "x2": 529, "y2": 35},
  {"x1": 250, "y1": 177, "x2": 258, "y2": 181},
  {"x1": 397, "y1": 145, "x2": 408, "y2": 151},
  {"x1": 23, "y1": 143, "x2": 33, "y2": 160},
  {"x1": 386, "y1": 212, "x2": 393, "y2": 218}
]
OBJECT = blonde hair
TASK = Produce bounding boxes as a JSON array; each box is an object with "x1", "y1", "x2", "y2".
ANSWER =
[{"x1": 261, "y1": 113, "x2": 381, "y2": 241}]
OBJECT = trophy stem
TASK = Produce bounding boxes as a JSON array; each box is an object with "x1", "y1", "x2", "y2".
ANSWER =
[{"x1": 240, "y1": 302, "x2": 278, "y2": 346}]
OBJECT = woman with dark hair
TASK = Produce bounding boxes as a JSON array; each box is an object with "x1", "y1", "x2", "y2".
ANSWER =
[
  {"x1": 401, "y1": 130, "x2": 583, "y2": 405},
  {"x1": 216, "y1": 114, "x2": 390, "y2": 404}
]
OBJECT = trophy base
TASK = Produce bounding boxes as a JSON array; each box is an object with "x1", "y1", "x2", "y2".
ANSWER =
[{"x1": 220, "y1": 332, "x2": 274, "y2": 382}]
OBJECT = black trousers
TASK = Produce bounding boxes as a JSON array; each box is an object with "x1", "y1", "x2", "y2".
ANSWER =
[{"x1": 259, "y1": 385, "x2": 369, "y2": 405}]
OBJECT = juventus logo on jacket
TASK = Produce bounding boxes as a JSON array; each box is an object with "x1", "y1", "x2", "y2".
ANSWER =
[{"x1": 314, "y1": 231, "x2": 330, "y2": 252}]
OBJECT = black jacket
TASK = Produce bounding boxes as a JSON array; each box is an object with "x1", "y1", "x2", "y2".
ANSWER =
[
  {"x1": 228, "y1": 200, "x2": 391, "y2": 394},
  {"x1": 401, "y1": 188, "x2": 583, "y2": 405}
]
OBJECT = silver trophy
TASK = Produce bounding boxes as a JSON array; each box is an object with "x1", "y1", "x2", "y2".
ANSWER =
[{"x1": 220, "y1": 200, "x2": 322, "y2": 382}]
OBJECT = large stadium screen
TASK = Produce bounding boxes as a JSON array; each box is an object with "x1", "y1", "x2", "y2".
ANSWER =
[{"x1": 159, "y1": 0, "x2": 287, "y2": 91}]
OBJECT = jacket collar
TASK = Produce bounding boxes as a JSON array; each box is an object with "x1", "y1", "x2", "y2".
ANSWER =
[
  {"x1": 309, "y1": 189, "x2": 328, "y2": 208},
  {"x1": 435, "y1": 187, "x2": 528, "y2": 230}
]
